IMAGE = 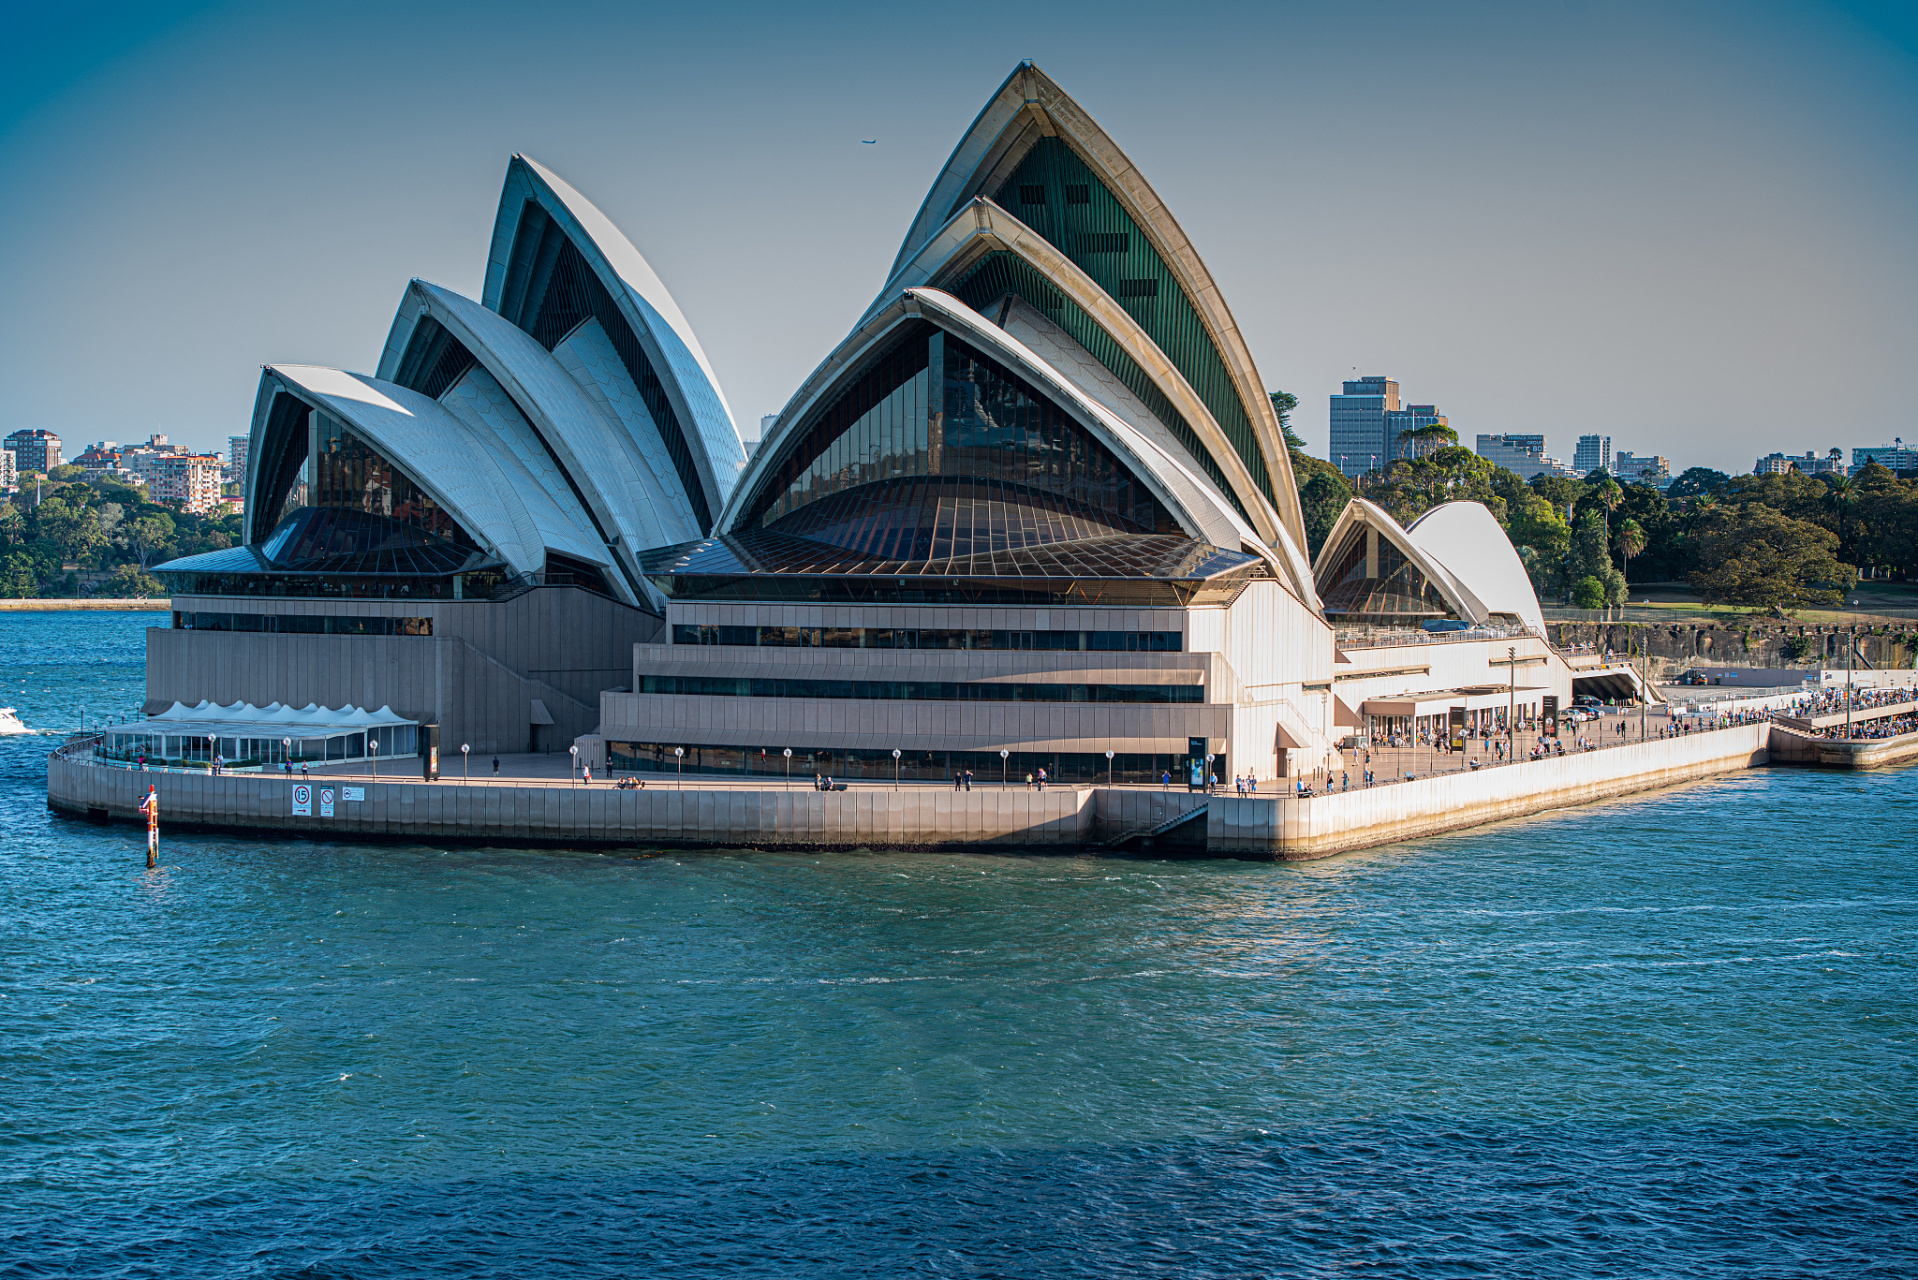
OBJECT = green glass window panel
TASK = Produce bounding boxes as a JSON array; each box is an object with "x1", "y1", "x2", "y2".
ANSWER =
[{"x1": 988, "y1": 137, "x2": 1276, "y2": 510}]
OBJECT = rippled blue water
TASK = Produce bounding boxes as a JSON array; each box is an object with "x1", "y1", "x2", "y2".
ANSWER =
[{"x1": 2, "y1": 612, "x2": 1913, "y2": 1277}]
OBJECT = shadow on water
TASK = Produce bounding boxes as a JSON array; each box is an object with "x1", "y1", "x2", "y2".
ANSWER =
[{"x1": 6, "y1": 1125, "x2": 1912, "y2": 1278}]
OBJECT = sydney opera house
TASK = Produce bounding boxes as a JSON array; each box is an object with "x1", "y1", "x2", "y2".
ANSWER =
[{"x1": 145, "y1": 62, "x2": 1571, "y2": 785}]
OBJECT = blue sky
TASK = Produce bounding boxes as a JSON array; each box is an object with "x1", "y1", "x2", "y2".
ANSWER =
[{"x1": 1, "y1": 0, "x2": 1913, "y2": 474}]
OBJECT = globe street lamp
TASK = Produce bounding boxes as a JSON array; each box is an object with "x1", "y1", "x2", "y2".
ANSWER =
[
  {"x1": 783, "y1": 747, "x2": 792, "y2": 790},
  {"x1": 891, "y1": 748, "x2": 902, "y2": 790},
  {"x1": 674, "y1": 746, "x2": 685, "y2": 790},
  {"x1": 206, "y1": 734, "x2": 215, "y2": 774},
  {"x1": 461, "y1": 742, "x2": 470, "y2": 782},
  {"x1": 1000, "y1": 748, "x2": 1009, "y2": 790},
  {"x1": 1105, "y1": 749, "x2": 1115, "y2": 788},
  {"x1": 569, "y1": 744, "x2": 579, "y2": 785},
  {"x1": 283, "y1": 737, "x2": 292, "y2": 775}
]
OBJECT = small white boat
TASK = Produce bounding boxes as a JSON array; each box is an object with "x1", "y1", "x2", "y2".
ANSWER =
[{"x1": 0, "y1": 708, "x2": 27, "y2": 735}]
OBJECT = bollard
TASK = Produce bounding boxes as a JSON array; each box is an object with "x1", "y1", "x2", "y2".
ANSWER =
[{"x1": 140, "y1": 785, "x2": 158, "y2": 868}]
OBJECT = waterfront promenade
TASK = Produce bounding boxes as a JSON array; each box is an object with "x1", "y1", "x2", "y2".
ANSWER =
[{"x1": 49, "y1": 719, "x2": 1779, "y2": 859}]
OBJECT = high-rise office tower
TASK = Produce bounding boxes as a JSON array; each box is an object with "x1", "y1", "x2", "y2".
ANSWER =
[
  {"x1": 1573, "y1": 434, "x2": 1611, "y2": 474},
  {"x1": 228, "y1": 435, "x2": 250, "y2": 484},
  {"x1": 1328, "y1": 377, "x2": 1398, "y2": 477}
]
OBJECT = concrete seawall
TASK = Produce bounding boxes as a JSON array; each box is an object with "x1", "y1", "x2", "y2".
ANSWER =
[
  {"x1": 1210, "y1": 724, "x2": 1774, "y2": 859},
  {"x1": 1767, "y1": 724, "x2": 1918, "y2": 770},
  {"x1": 50, "y1": 728, "x2": 1772, "y2": 859},
  {"x1": 45, "y1": 758, "x2": 1146, "y2": 850}
]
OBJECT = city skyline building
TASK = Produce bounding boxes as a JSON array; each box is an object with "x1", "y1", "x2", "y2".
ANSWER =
[
  {"x1": 0, "y1": 449, "x2": 14, "y2": 492},
  {"x1": 147, "y1": 452, "x2": 225, "y2": 512},
  {"x1": 1853, "y1": 439, "x2": 1916, "y2": 474},
  {"x1": 1756, "y1": 449, "x2": 1844, "y2": 476},
  {"x1": 1328, "y1": 377, "x2": 1398, "y2": 477},
  {"x1": 1613, "y1": 451, "x2": 1671, "y2": 486},
  {"x1": 4, "y1": 428, "x2": 61, "y2": 474},
  {"x1": 1573, "y1": 434, "x2": 1611, "y2": 475}
]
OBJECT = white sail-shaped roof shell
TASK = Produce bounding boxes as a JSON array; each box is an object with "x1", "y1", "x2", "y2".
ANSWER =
[
  {"x1": 1404, "y1": 501, "x2": 1547, "y2": 634},
  {"x1": 479, "y1": 155, "x2": 744, "y2": 524},
  {"x1": 245, "y1": 364, "x2": 556, "y2": 580},
  {"x1": 1313, "y1": 498, "x2": 1545, "y2": 634}
]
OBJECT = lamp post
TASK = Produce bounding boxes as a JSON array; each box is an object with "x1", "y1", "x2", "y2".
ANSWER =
[
  {"x1": 206, "y1": 734, "x2": 215, "y2": 774},
  {"x1": 1105, "y1": 749, "x2": 1114, "y2": 788},
  {"x1": 569, "y1": 744, "x2": 579, "y2": 785},
  {"x1": 283, "y1": 737, "x2": 291, "y2": 775},
  {"x1": 461, "y1": 743, "x2": 470, "y2": 782},
  {"x1": 783, "y1": 747, "x2": 792, "y2": 790},
  {"x1": 892, "y1": 748, "x2": 901, "y2": 790},
  {"x1": 1507, "y1": 645, "x2": 1516, "y2": 762},
  {"x1": 1000, "y1": 748, "x2": 1009, "y2": 791},
  {"x1": 675, "y1": 745, "x2": 684, "y2": 790},
  {"x1": 1207, "y1": 752, "x2": 1216, "y2": 793}
]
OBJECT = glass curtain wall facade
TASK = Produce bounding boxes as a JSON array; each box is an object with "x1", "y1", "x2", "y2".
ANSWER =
[
  {"x1": 948, "y1": 251, "x2": 1251, "y2": 524},
  {"x1": 606, "y1": 742, "x2": 1225, "y2": 788},
  {"x1": 1316, "y1": 525, "x2": 1453, "y2": 624},
  {"x1": 746, "y1": 323, "x2": 1180, "y2": 561}
]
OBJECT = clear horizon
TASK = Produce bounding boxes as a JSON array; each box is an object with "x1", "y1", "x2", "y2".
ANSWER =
[{"x1": 2, "y1": 0, "x2": 1913, "y2": 478}]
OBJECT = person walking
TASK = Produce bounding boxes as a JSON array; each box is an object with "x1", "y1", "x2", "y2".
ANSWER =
[
  {"x1": 492, "y1": 756, "x2": 500, "y2": 777},
  {"x1": 964, "y1": 769, "x2": 973, "y2": 791},
  {"x1": 954, "y1": 770, "x2": 963, "y2": 791}
]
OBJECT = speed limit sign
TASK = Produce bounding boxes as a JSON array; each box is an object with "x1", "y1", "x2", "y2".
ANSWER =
[{"x1": 292, "y1": 783, "x2": 312, "y2": 816}]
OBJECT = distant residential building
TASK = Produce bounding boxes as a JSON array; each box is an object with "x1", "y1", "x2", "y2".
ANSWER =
[
  {"x1": 123, "y1": 434, "x2": 188, "y2": 485},
  {"x1": 1475, "y1": 433, "x2": 1546, "y2": 477},
  {"x1": 4, "y1": 429, "x2": 62, "y2": 474},
  {"x1": 0, "y1": 450, "x2": 14, "y2": 492},
  {"x1": 1385, "y1": 403, "x2": 1449, "y2": 459},
  {"x1": 147, "y1": 453, "x2": 224, "y2": 512},
  {"x1": 227, "y1": 434, "x2": 250, "y2": 485},
  {"x1": 1613, "y1": 452, "x2": 1671, "y2": 486},
  {"x1": 1852, "y1": 439, "x2": 1918, "y2": 474},
  {"x1": 1327, "y1": 376, "x2": 1398, "y2": 476},
  {"x1": 1756, "y1": 450, "x2": 1844, "y2": 477},
  {"x1": 1572, "y1": 434, "x2": 1611, "y2": 475}
]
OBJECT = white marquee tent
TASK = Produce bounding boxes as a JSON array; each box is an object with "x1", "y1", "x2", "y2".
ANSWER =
[{"x1": 102, "y1": 701, "x2": 419, "y2": 767}]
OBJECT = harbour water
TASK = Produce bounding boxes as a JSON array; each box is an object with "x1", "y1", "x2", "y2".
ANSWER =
[{"x1": 3, "y1": 613, "x2": 1913, "y2": 1276}]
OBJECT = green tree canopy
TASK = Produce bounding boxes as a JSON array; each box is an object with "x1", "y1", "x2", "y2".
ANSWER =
[
  {"x1": 1667, "y1": 466, "x2": 1730, "y2": 498},
  {"x1": 1687, "y1": 505, "x2": 1854, "y2": 610}
]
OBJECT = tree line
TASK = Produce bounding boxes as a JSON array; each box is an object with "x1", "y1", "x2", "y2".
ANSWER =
[
  {"x1": 0, "y1": 468, "x2": 241, "y2": 598},
  {"x1": 1275, "y1": 394, "x2": 1916, "y2": 611}
]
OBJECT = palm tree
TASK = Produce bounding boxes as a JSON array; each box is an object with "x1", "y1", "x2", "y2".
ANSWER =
[
  {"x1": 1591, "y1": 477, "x2": 1623, "y2": 527},
  {"x1": 1615, "y1": 517, "x2": 1646, "y2": 586},
  {"x1": 1822, "y1": 474, "x2": 1855, "y2": 558}
]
